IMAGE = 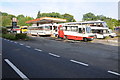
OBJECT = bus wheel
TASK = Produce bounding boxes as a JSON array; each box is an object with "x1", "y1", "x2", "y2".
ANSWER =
[
  {"x1": 83, "y1": 38, "x2": 88, "y2": 42},
  {"x1": 109, "y1": 35, "x2": 114, "y2": 38},
  {"x1": 56, "y1": 35, "x2": 59, "y2": 38}
]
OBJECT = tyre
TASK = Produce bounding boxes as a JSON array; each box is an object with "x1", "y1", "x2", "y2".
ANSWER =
[
  {"x1": 83, "y1": 38, "x2": 88, "y2": 42},
  {"x1": 109, "y1": 35, "x2": 114, "y2": 38},
  {"x1": 55, "y1": 34, "x2": 59, "y2": 38}
]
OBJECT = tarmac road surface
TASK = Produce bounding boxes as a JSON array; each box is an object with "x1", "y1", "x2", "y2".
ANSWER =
[{"x1": 1, "y1": 37, "x2": 119, "y2": 79}]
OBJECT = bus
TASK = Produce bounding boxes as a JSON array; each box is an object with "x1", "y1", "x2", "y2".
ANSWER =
[
  {"x1": 63, "y1": 21, "x2": 117, "y2": 38},
  {"x1": 12, "y1": 26, "x2": 21, "y2": 33},
  {"x1": 57, "y1": 24, "x2": 95, "y2": 41},
  {"x1": 28, "y1": 23, "x2": 58, "y2": 36}
]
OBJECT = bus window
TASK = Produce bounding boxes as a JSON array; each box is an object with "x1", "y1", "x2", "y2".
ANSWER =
[
  {"x1": 45, "y1": 26, "x2": 50, "y2": 30},
  {"x1": 65, "y1": 26, "x2": 67, "y2": 31},
  {"x1": 78, "y1": 28, "x2": 85, "y2": 33},
  {"x1": 50, "y1": 26, "x2": 52, "y2": 30},
  {"x1": 67, "y1": 26, "x2": 71, "y2": 31},
  {"x1": 86, "y1": 27, "x2": 91, "y2": 33},
  {"x1": 38, "y1": 27, "x2": 43, "y2": 30},
  {"x1": 92, "y1": 29, "x2": 97, "y2": 33},
  {"x1": 71, "y1": 26, "x2": 78, "y2": 32}
]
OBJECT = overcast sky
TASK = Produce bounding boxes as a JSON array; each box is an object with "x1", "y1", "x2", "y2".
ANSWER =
[{"x1": 0, "y1": 0, "x2": 119, "y2": 21}]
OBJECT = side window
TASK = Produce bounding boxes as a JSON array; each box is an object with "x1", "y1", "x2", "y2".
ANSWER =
[
  {"x1": 65, "y1": 26, "x2": 67, "y2": 31},
  {"x1": 50, "y1": 26, "x2": 52, "y2": 30},
  {"x1": 67, "y1": 26, "x2": 71, "y2": 31},
  {"x1": 71, "y1": 26, "x2": 78, "y2": 32},
  {"x1": 78, "y1": 28, "x2": 82, "y2": 33},
  {"x1": 78, "y1": 28, "x2": 85, "y2": 33}
]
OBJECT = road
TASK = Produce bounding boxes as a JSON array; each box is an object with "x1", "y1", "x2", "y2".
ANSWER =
[{"x1": 1, "y1": 37, "x2": 120, "y2": 79}]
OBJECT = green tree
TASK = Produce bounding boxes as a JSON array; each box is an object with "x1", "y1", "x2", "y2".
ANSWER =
[
  {"x1": 36, "y1": 12, "x2": 76, "y2": 22},
  {"x1": 17, "y1": 14, "x2": 25, "y2": 19},
  {"x1": 96, "y1": 15, "x2": 106, "y2": 21},
  {"x1": 37, "y1": 12, "x2": 63, "y2": 18},
  {"x1": 62, "y1": 13, "x2": 76, "y2": 22},
  {"x1": 2, "y1": 16, "x2": 11, "y2": 27},
  {"x1": 18, "y1": 16, "x2": 34, "y2": 26},
  {"x1": 8, "y1": 14, "x2": 16, "y2": 20},
  {"x1": 82, "y1": 12, "x2": 97, "y2": 21},
  {"x1": 2, "y1": 12, "x2": 8, "y2": 16}
]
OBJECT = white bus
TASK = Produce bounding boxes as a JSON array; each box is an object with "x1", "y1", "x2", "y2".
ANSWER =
[
  {"x1": 63, "y1": 21, "x2": 117, "y2": 38},
  {"x1": 57, "y1": 24, "x2": 95, "y2": 41},
  {"x1": 28, "y1": 24, "x2": 58, "y2": 36}
]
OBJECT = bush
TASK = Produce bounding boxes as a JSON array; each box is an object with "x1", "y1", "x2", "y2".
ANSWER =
[
  {"x1": 2, "y1": 27, "x2": 7, "y2": 34},
  {"x1": 2, "y1": 33, "x2": 29, "y2": 40},
  {"x1": 15, "y1": 33, "x2": 27, "y2": 40},
  {"x1": 2, "y1": 34, "x2": 16, "y2": 40}
]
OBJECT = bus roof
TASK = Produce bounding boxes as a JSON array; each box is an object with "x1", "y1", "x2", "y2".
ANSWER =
[{"x1": 63, "y1": 20, "x2": 105, "y2": 25}]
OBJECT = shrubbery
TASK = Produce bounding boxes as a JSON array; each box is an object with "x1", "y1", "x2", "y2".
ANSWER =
[
  {"x1": 2, "y1": 33, "x2": 16, "y2": 40},
  {"x1": 2, "y1": 33, "x2": 29, "y2": 40},
  {"x1": 2, "y1": 27, "x2": 7, "y2": 34},
  {"x1": 1, "y1": 27, "x2": 29, "y2": 40},
  {"x1": 15, "y1": 33, "x2": 27, "y2": 40}
]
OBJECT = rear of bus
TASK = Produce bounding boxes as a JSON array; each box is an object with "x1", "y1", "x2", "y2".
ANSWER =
[{"x1": 12, "y1": 26, "x2": 21, "y2": 33}]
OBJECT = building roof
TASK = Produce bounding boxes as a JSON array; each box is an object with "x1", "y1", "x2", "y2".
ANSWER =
[{"x1": 26, "y1": 17, "x2": 66, "y2": 24}]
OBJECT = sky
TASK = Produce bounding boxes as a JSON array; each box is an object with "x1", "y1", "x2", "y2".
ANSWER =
[{"x1": 0, "y1": 0, "x2": 119, "y2": 21}]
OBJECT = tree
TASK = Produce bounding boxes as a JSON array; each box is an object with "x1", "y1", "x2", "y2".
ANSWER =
[
  {"x1": 17, "y1": 14, "x2": 25, "y2": 19},
  {"x1": 62, "y1": 13, "x2": 76, "y2": 22},
  {"x1": 37, "y1": 12, "x2": 63, "y2": 18},
  {"x1": 96, "y1": 15, "x2": 106, "y2": 21},
  {"x1": 2, "y1": 16, "x2": 11, "y2": 27},
  {"x1": 2, "y1": 12, "x2": 8, "y2": 16},
  {"x1": 82, "y1": 12, "x2": 97, "y2": 21},
  {"x1": 36, "y1": 12, "x2": 76, "y2": 22},
  {"x1": 8, "y1": 14, "x2": 16, "y2": 20},
  {"x1": 17, "y1": 16, "x2": 34, "y2": 26}
]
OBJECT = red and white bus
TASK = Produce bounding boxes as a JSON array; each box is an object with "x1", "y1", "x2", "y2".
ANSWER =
[
  {"x1": 57, "y1": 24, "x2": 95, "y2": 41},
  {"x1": 11, "y1": 26, "x2": 21, "y2": 33},
  {"x1": 62, "y1": 21, "x2": 117, "y2": 38}
]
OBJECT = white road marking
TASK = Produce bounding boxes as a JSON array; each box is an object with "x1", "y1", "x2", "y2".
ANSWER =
[
  {"x1": 108, "y1": 70, "x2": 120, "y2": 76},
  {"x1": 4, "y1": 59, "x2": 29, "y2": 80},
  {"x1": 34, "y1": 48, "x2": 42, "y2": 52},
  {"x1": 26, "y1": 46, "x2": 31, "y2": 48},
  {"x1": 19, "y1": 43, "x2": 24, "y2": 45},
  {"x1": 70, "y1": 59, "x2": 89, "y2": 66},
  {"x1": 48, "y1": 53, "x2": 60, "y2": 58},
  {"x1": 10, "y1": 41, "x2": 13, "y2": 42},
  {"x1": 14, "y1": 42, "x2": 18, "y2": 44}
]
